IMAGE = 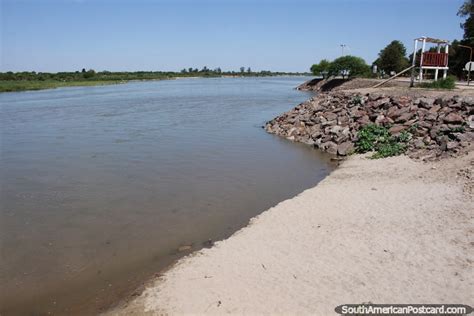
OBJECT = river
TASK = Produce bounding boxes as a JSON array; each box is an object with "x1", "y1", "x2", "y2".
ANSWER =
[{"x1": 0, "y1": 77, "x2": 334, "y2": 315}]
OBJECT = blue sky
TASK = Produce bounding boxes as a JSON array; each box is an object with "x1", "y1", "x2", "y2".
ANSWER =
[{"x1": 0, "y1": 0, "x2": 466, "y2": 72}]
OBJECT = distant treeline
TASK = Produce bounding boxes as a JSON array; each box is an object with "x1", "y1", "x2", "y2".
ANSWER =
[{"x1": 0, "y1": 68, "x2": 308, "y2": 82}]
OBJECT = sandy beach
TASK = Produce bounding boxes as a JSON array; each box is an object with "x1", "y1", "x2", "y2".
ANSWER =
[{"x1": 108, "y1": 150, "x2": 473, "y2": 315}]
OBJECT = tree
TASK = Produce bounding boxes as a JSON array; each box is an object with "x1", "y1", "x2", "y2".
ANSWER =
[
  {"x1": 447, "y1": 1, "x2": 474, "y2": 78},
  {"x1": 328, "y1": 55, "x2": 370, "y2": 79},
  {"x1": 247, "y1": 67, "x2": 251, "y2": 73},
  {"x1": 240, "y1": 67, "x2": 245, "y2": 73},
  {"x1": 310, "y1": 59, "x2": 331, "y2": 78},
  {"x1": 458, "y1": 0, "x2": 472, "y2": 17},
  {"x1": 375, "y1": 40, "x2": 410, "y2": 74},
  {"x1": 458, "y1": 0, "x2": 474, "y2": 40},
  {"x1": 83, "y1": 69, "x2": 96, "y2": 79}
]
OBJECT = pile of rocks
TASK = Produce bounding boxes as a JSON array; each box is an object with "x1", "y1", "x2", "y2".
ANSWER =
[
  {"x1": 265, "y1": 92, "x2": 474, "y2": 159},
  {"x1": 296, "y1": 78, "x2": 407, "y2": 92}
]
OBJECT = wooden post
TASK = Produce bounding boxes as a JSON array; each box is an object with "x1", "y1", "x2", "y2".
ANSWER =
[
  {"x1": 410, "y1": 39, "x2": 418, "y2": 87},
  {"x1": 372, "y1": 65, "x2": 415, "y2": 88},
  {"x1": 419, "y1": 38, "x2": 426, "y2": 82},
  {"x1": 443, "y1": 44, "x2": 449, "y2": 79},
  {"x1": 435, "y1": 44, "x2": 441, "y2": 81}
]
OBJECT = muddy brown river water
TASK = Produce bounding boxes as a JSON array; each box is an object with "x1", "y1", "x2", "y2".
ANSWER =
[{"x1": 0, "y1": 77, "x2": 335, "y2": 315}]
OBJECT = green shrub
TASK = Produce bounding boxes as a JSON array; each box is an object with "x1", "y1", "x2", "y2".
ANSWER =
[
  {"x1": 355, "y1": 124, "x2": 411, "y2": 159},
  {"x1": 328, "y1": 55, "x2": 371, "y2": 78},
  {"x1": 419, "y1": 76, "x2": 456, "y2": 89},
  {"x1": 352, "y1": 95, "x2": 363, "y2": 105}
]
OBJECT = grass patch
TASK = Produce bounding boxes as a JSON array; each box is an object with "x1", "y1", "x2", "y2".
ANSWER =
[
  {"x1": 355, "y1": 124, "x2": 411, "y2": 159},
  {"x1": 418, "y1": 76, "x2": 456, "y2": 90},
  {"x1": 0, "y1": 80, "x2": 124, "y2": 93}
]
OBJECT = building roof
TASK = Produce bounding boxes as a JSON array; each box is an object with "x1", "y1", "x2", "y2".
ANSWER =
[{"x1": 415, "y1": 37, "x2": 449, "y2": 44}]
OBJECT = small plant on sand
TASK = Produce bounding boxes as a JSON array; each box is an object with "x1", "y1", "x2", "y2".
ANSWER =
[{"x1": 355, "y1": 124, "x2": 411, "y2": 158}]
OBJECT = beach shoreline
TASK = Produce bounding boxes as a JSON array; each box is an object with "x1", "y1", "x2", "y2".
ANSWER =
[{"x1": 106, "y1": 150, "x2": 473, "y2": 315}]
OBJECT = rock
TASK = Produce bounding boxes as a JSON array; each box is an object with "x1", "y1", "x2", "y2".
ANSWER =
[
  {"x1": 264, "y1": 91, "x2": 471, "y2": 160},
  {"x1": 413, "y1": 138, "x2": 425, "y2": 149},
  {"x1": 448, "y1": 102, "x2": 462, "y2": 109},
  {"x1": 288, "y1": 127, "x2": 298, "y2": 137},
  {"x1": 202, "y1": 239, "x2": 214, "y2": 248},
  {"x1": 321, "y1": 119, "x2": 336, "y2": 127},
  {"x1": 425, "y1": 113, "x2": 438, "y2": 121},
  {"x1": 403, "y1": 118, "x2": 418, "y2": 127},
  {"x1": 389, "y1": 125, "x2": 406, "y2": 134},
  {"x1": 462, "y1": 96, "x2": 474, "y2": 106},
  {"x1": 375, "y1": 114, "x2": 386, "y2": 125},
  {"x1": 330, "y1": 125, "x2": 343, "y2": 135},
  {"x1": 301, "y1": 137, "x2": 315, "y2": 146},
  {"x1": 438, "y1": 135, "x2": 449, "y2": 151},
  {"x1": 414, "y1": 127, "x2": 429, "y2": 137},
  {"x1": 434, "y1": 97, "x2": 446, "y2": 106},
  {"x1": 338, "y1": 116, "x2": 350, "y2": 126},
  {"x1": 455, "y1": 131, "x2": 474, "y2": 142},
  {"x1": 321, "y1": 141, "x2": 337, "y2": 154},
  {"x1": 323, "y1": 112, "x2": 338, "y2": 121},
  {"x1": 373, "y1": 97, "x2": 391, "y2": 108},
  {"x1": 337, "y1": 142, "x2": 354, "y2": 156},
  {"x1": 417, "y1": 97, "x2": 435, "y2": 109},
  {"x1": 443, "y1": 113, "x2": 464, "y2": 124},
  {"x1": 389, "y1": 107, "x2": 410, "y2": 119},
  {"x1": 178, "y1": 245, "x2": 193, "y2": 252},
  {"x1": 357, "y1": 115, "x2": 371, "y2": 125},
  {"x1": 428, "y1": 104, "x2": 441, "y2": 113},
  {"x1": 393, "y1": 96, "x2": 411, "y2": 107},
  {"x1": 351, "y1": 109, "x2": 367, "y2": 118},
  {"x1": 395, "y1": 112, "x2": 414, "y2": 123},
  {"x1": 386, "y1": 106, "x2": 400, "y2": 119},
  {"x1": 311, "y1": 130, "x2": 323, "y2": 139},
  {"x1": 447, "y1": 141, "x2": 459, "y2": 150},
  {"x1": 418, "y1": 120, "x2": 433, "y2": 129}
]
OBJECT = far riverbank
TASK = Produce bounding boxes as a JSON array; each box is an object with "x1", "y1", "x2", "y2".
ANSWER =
[{"x1": 0, "y1": 73, "x2": 309, "y2": 93}]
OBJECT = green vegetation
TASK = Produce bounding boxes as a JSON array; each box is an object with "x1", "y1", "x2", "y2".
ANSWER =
[
  {"x1": 448, "y1": 1, "x2": 474, "y2": 78},
  {"x1": 0, "y1": 80, "x2": 124, "y2": 93},
  {"x1": 0, "y1": 68, "x2": 308, "y2": 93},
  {"x1": 373, "y1": 40, "x2": 410, "y2": 74},
  {"x1": 310, "y1": 59, "x2": 331, "y2": 78},
  {"x1": 328, "y1": 56, "x2": 370, "y2": 79},
  {"x1": 309, "y1": 2, "x2": 474, "y2": 82},
  {"x1": 418, "y1": 76, "x2": 456, "y2": 89},
  {"x1": 355, "y1": 124, "x2": 412, "y2": 159},
  {"x1": 310, "y1": 56, "x2": 370, "y2": 79}
]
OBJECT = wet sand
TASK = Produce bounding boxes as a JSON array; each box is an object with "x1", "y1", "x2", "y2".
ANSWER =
[{"x1": 107, "y1": 152, "x2": 473, "y2": 315}]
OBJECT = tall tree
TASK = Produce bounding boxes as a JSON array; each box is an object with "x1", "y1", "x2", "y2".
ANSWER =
[
  {"x1": 448, "y1": 1, "x2": 474, "y2": 78},
  {"x1": 458, "y1": 0, "x2": 474, "y2": 40},
  {"x1": 310, "y1": 59, "x2": 331, "y2": 78},
  {"x1": 328, "y1": 55, "x2": 370, "y2": 79},
  {"x1": 375, "y1": 40, "x2": 410, "y2": 74}
]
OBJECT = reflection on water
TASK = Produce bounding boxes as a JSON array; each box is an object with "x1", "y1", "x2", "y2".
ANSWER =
[{"x1": 0, "y1": 77, "x2": 334, "y2": 315}]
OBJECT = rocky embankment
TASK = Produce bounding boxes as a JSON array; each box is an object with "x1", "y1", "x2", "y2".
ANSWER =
[
  {"x1": 265, "y1": 91, "x2": 474, "y2": 159},
  {"x1": 296, "y1": 78, "x2": 407, "y2": 92}
]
